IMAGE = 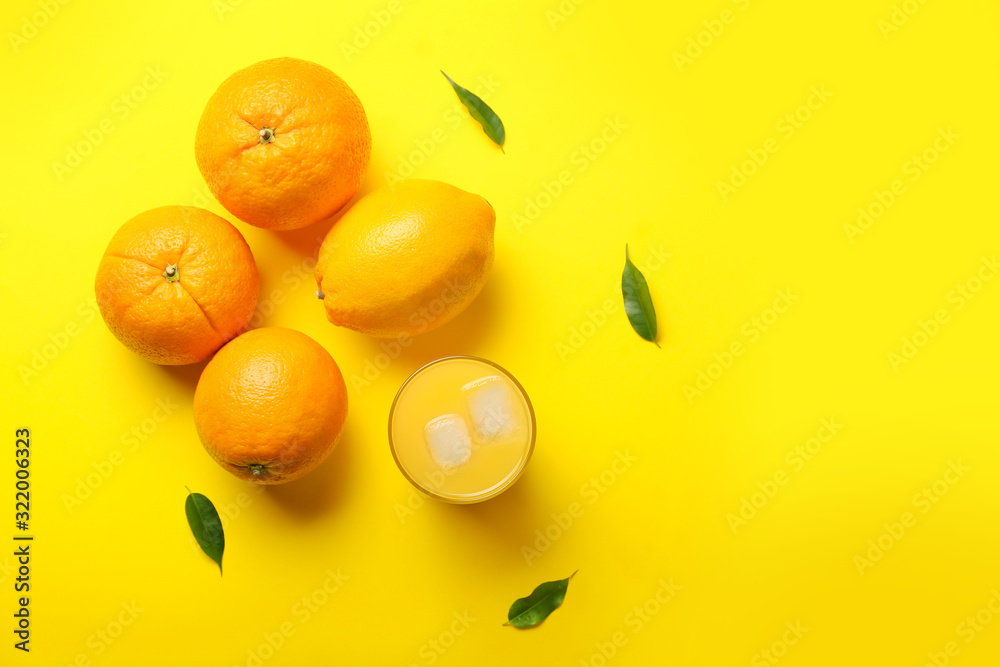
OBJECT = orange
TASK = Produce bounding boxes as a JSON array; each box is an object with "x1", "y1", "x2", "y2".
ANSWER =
[
  {"x1": 195, "y1": 57, "x2": 371, "y2": 230},
  {"x1": 95, "y1": 206, "x2": 259, "y2": 365},
  {"x1": 315, "y1": 179, "x2": 495, "y2": 338},
  {"x1": 192, "y1": 327, "x2": 348, "y2": 484}
]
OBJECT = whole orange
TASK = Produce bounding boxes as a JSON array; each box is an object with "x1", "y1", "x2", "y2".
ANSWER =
[
  {"x1": 195, "y1": 57, "x2": 371, "y2": 230},
  {"x1": 95, "y1": 206, "x2": 259, "y2": 365},
  {"x1": 192, "y1": 327, "x2": 348, "y2": 484}
]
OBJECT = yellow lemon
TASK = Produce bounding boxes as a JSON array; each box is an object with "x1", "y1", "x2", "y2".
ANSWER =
[{"x1": 315, "y1": 179, "x2": 495, "y2": 338}]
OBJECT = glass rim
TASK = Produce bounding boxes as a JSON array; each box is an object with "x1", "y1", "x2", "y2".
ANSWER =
[{"x1": 387, "y1": 355, "x2": 536, "y2": 504}]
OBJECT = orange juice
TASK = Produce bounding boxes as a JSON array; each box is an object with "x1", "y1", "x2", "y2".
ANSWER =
[{"x1": 388, "y1": 357, "x2": 535, "y2": 503}]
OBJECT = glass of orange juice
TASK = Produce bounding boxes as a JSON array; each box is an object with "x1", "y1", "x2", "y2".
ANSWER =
[{"x1": 388, "y1": 356, "x2": 535, "y2": 503}]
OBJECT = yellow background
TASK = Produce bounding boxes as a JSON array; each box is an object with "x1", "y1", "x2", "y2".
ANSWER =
[{"x1": 2, "y1": 0, "x2": 999, "y2": 664}]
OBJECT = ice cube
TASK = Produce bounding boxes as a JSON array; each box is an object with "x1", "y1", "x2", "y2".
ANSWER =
[
  {"x1": 462, "y1": 375, "x2": 520, "y2": 442},
  {"x1": 424, "y1": 414, "x2": 473, "y2": 468}
]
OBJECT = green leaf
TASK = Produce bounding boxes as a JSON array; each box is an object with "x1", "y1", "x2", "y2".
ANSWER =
[
  {"x1": 185, "y1": 487, "x2": 225, "y2": 575},
  {"x1": 505, "y1": 571, "x2": 577, "y2": 628},
  {"x1": 441, "y1": 71, "x2": 506, "y2": 151},
  {"x1": 622, "y1": 244, "x2": 659, "y2": 345}
]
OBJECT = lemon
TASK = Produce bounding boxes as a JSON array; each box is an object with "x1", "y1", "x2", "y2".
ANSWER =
[{"x1": 315, "y1": 179, "x2": 495, "y2": 338}]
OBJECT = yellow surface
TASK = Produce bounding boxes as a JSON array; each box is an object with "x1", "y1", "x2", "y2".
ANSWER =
[{"x1": 1, "y1": 0, "x2": 999, "y2": 665}]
